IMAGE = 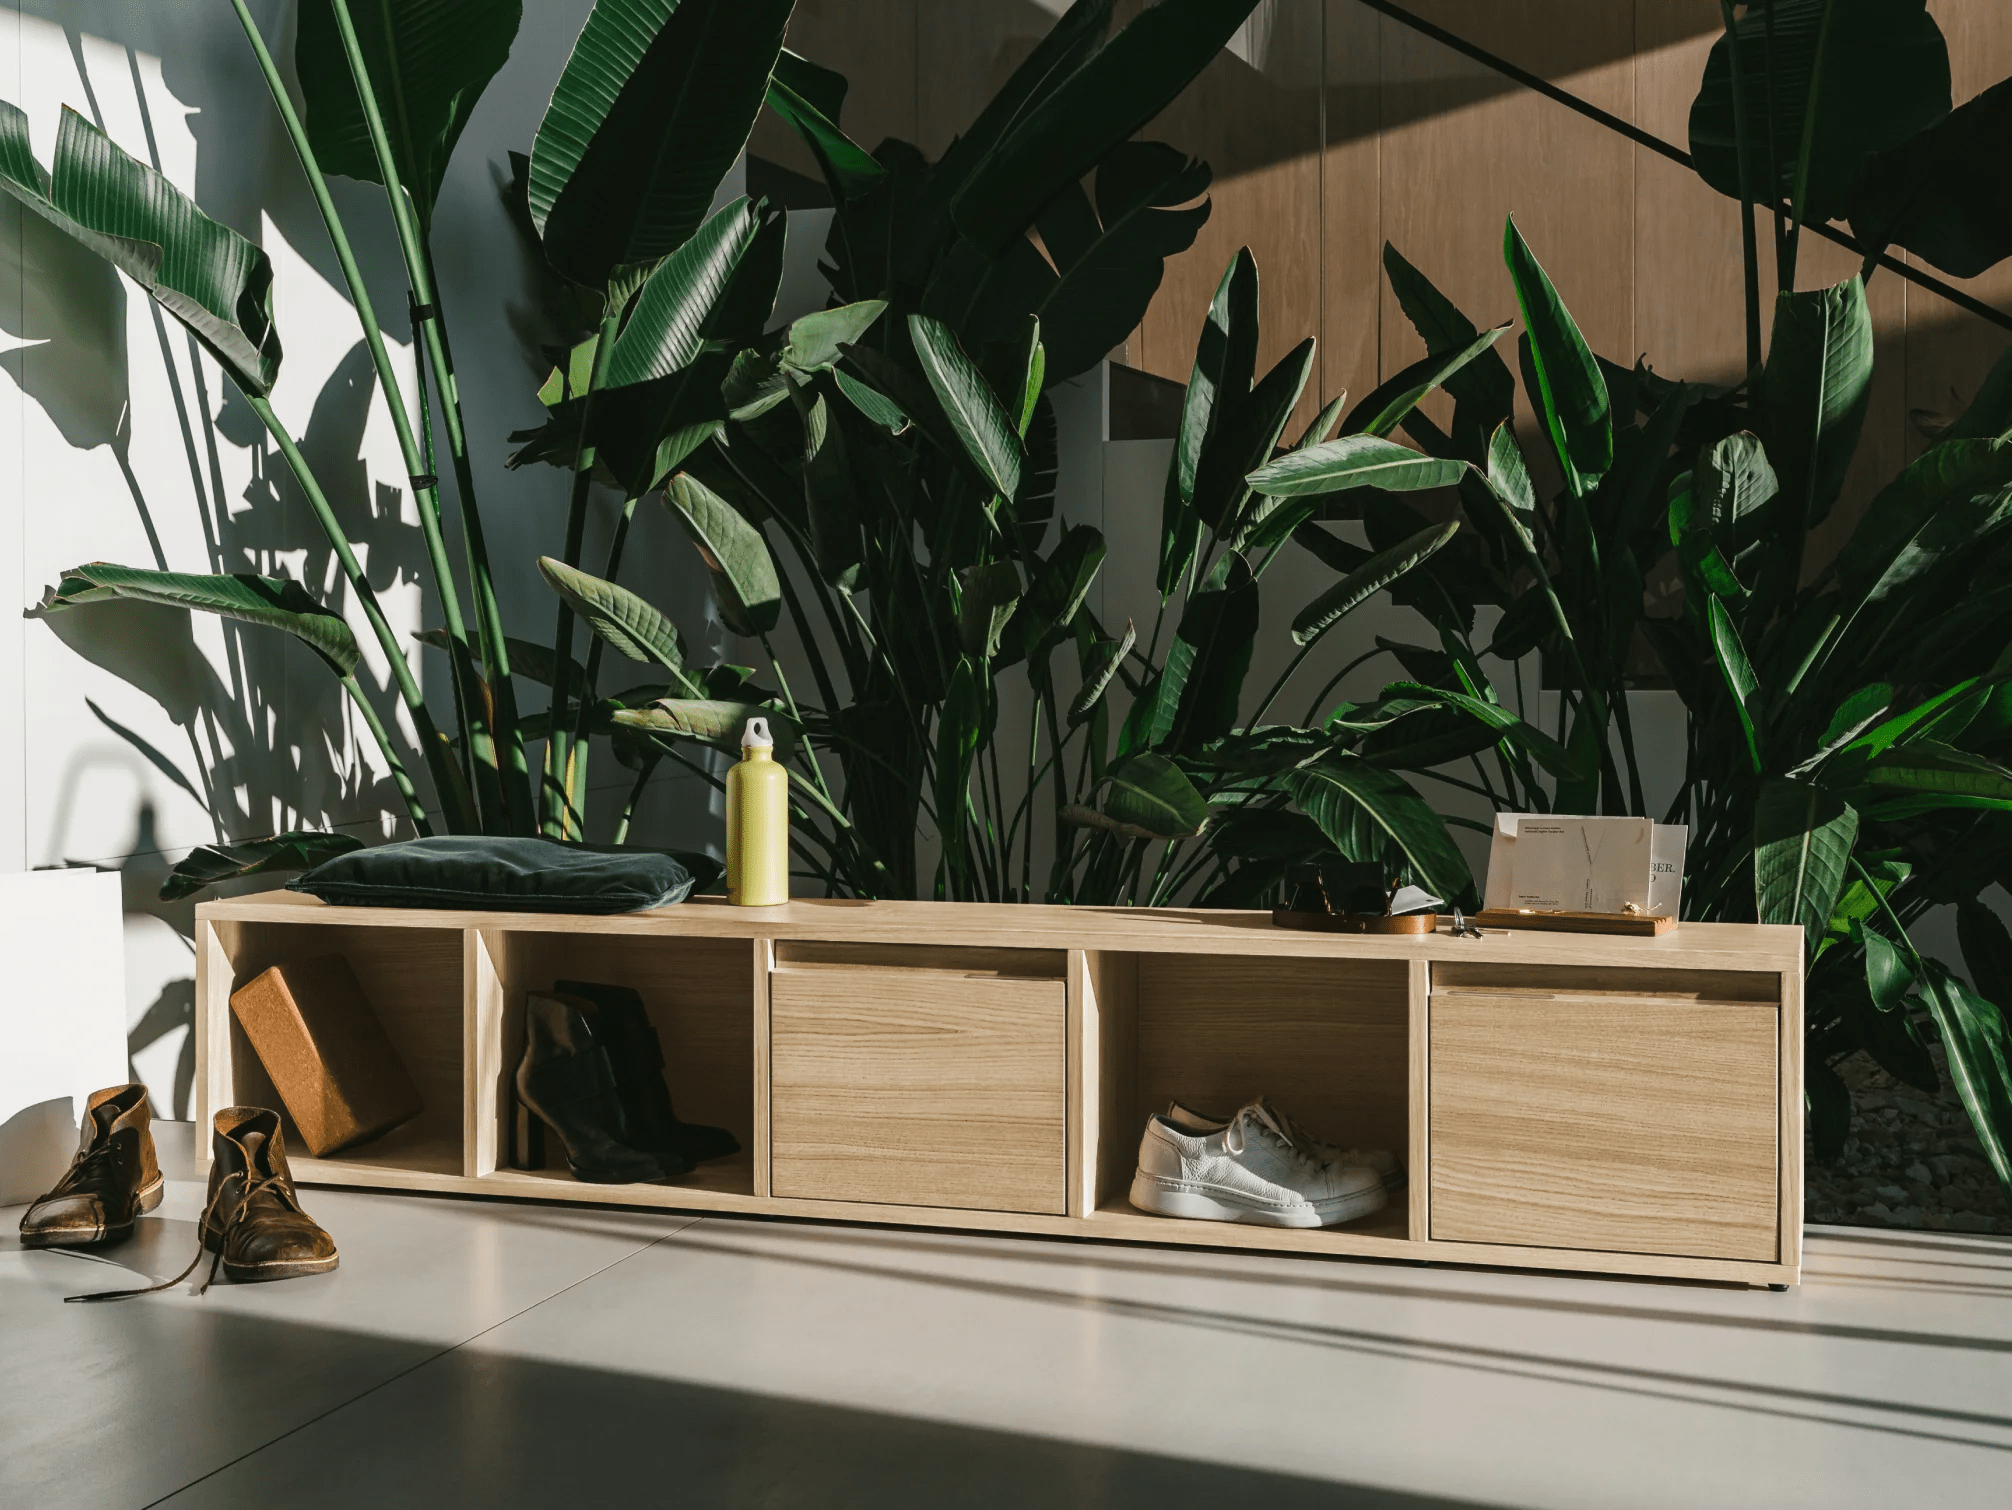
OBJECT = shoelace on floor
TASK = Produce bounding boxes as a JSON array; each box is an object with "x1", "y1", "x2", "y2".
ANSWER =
[{"x1": 64, "y1": 1170, "x2": 284, "y2": 1304}]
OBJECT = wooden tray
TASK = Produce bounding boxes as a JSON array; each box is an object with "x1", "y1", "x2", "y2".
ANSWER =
[
  {"x1": 1469, "y1": 909, "x2": 1673, "y2": 937},
  {"x1": 1272, "y1": 907, "x2": 1439, "y2": 935}
]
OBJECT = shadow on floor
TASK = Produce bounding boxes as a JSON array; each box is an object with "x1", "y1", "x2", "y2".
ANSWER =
[{"x1": 130, "y1": 1314, "x2": 1496, "y2": 1510}]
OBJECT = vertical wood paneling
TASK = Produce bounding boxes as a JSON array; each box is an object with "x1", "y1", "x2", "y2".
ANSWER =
[
  {"x1": 1907, "y1": 2, "x2": 2012, "y2": 452},
  {"x1": 1133, "y1": 0, "x2": 1325, "y2": 432},
  {"x1": 1378, "y1": 2, "x2": 1637, "y2": 445},
  {"x1": 779, "y1": 1, "x2": 2009, "y2": 560},
  {"x1": 749, "y1": 0, "x2": 918, "y2": 178},
  {"x1": 1321, "y1": 0, "x2": 1384, "y2": 415}
]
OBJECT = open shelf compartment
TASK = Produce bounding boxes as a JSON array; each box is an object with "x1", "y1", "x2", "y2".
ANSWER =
[
  {"x1": 1081, "y1": 948, "x2": 1415, "y2": 1248},
  {"x1": 201, "y1": 919, "x2": 466, "y2": 1181},
  {"x1": 473, "y1": 928, "x2": 759, "y2": 1199}
]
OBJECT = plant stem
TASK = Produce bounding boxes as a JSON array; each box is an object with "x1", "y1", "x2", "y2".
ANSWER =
[
  {"x1": 612, "y1": 754, "x2": 658, "y2": 845},
  {"x1": 545, "y1": 306, "x2": 623, "y2": 837},
  {"x1": 246, "y1": 393, "x2": 474, "y2": 830},
  {"x1": 313, "y1": 0, "x2": 499, "y2": 817},
  {"x1": 339, "y1": 673, "x2": 431, "y2": 833},
  {"x1": 1719, "y1": 0, "x2": 1765, "y2": 374},
  {"x1": 1782, "y1": 0, "x2": 1839, "y2": 292},
  {"x1": 232, "y1": 0, "x2": 487, "y2": 821}
]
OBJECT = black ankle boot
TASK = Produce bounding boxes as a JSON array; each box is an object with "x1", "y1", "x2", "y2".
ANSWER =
[
  {"x1": 555, "y1": 979, "x2": 740, "y2": 1165},
  {"x1": 510, "y1": 993, "x2": 670, "y2": 1183}
]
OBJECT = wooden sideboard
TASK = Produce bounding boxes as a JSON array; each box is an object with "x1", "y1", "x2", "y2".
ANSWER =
[{"x1": 194, "y1": 892, "x2": 1805, "y2": 1286}]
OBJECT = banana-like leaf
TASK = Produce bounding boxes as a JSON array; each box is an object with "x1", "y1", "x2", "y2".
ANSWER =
[
  {"x1": 1859, "y1": 741, "x2": 2012, "y2": 810},
  {"x1": 1382, "y1": 242, "x2": 1516, "y2": 450},
  {"x1": 1379, "y1": 680, "x2": 1588, "y2": 781},
  {"x1": 1503, "y1": 215, "x2": 1610, "y2": 497},
  {"x1": 1344, "y1": 324, "x2": 1510, "y2": 440},
  {"x1": 1166, "y1": 552, "x2": 1259, "y2": 752},
  {"x1": 1697, "y1": 431, "x2": 1778, "y2": 530},
  {"x1": 529, "y1": 0, "x2": 792, "y2": 290},
  {"x1": 40, "y1": 563, "x2": 357, "y2": 674},
  {"x1": 611, "y1": 698, "x2": 797, "y2": 758},
  {"x1": 664, "y1": 473, "x2": 781, "y2": 636},
  {"x1": 1292, "y1": 522, "x2": 1459, "y2": 648},
  {"x1": 1285, "y1": 754, "x2": 1472, "y2": 903},
  {"x1": 1668, "y1": 471, "x2": 1747, "y2": 601},
  {"x1": 1010, "y1": 524, "x2": 1105, "y2": 661},
  {"x1": 1159, "y1": 250, "x2": 1257, "y2": 595},
  {"x1": 1707, "y1": 596, "x2": 1763, "y2": 770},
  {"x1": 1754, "y1": 776, "x2": 1859, "y2": 954},
  {"x1": 1070, "y1": 619, "x2": 1136, "y2": 723},
  {"x1": 1834, "y1": 437, "x2": 2012, "y2": 598},
  {"x1": 1034, "y1": 141, "x2": 1211, "y2": 382},
  {"x1": 833, "y1": 366, "x2": 909, "y2": 433},
  {"x1": 1859, "y1": 920, "x2": 1915, "y2": 1014},
  {"x1": 414, "y1": 628, "x2": 586, "y2": 689},
  {"x1": 909, "y1": 313, "x2": 1024, "y2": 500},
  {"x1": 1689, "y1": 0, "x2": 1950, "y2": 226},
  {"x1": 1196, "y1": 337, "x2": 1313, "y2": 533},
  {"x1": 160, "y1": 830, "x2": 365, "y2": 902},
  {"x1": 950, "y1": 0, "x2": 1262, "y2": 255},
  {"x1": 959, "y1": 562, "x2": 1023, "y2": 661},
  {"x1": 936, "y1": 658, "x2": 984, "y2": 874},
  {"x1": 1247, "y1": 435, "x2": 1464, "y2": 499},
  {"x1": 0, "y1": 105, "x2": 280, "y2": 394},
  {"x1": 604, "y1": 197, "x2": 761, "y2": 386},
  {"x1": 536, "y1": 557, "x2": 698, "y2": 693},
  {"x1": 1852, "y1": 76, "x2": 2012, "y2": 277},
  {"x1": 1764, "y1": 276, "x2": 1875, "y2": 531},
  {"x1": 1915, "y1": 957, "x2": 2012, "y2": 1196},
  {"x1": 296, "y1": 0, "x2": 522, "y2": 225},
  {"x1": 1064, "y1": 752, "x2": 1210, "y2": 840},
  {"x1": 1487, "y1": 423, "x2": 1536, "y2": 516},
  {"x1": 784, "y1": 300, "x2": 889, "y2": 373},
  {"x1": 765, "y1": 48, "x2": 886, "y2": 202}
]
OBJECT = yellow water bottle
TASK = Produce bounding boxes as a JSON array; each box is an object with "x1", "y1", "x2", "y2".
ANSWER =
[{"x1": 726, "y1": 716, "x2": 789, "y2": 905}]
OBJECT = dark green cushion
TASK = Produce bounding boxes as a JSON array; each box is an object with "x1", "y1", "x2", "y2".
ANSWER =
[{"x1": 287, "y1": 837, "x2": 722, "y2": 914}]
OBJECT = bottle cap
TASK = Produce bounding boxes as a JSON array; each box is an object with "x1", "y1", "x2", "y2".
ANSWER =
[{"x1": 741, "y1": 716, "x2": 774, "y2": 750}]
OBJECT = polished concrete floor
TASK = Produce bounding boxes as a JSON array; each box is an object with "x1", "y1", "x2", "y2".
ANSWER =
[{"x1": 2, "y1": 1126, "x2": 2008, "y2": 1509}]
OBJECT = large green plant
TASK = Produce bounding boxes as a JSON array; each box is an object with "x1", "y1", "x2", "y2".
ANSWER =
[{"x1": 1341, "y1": 1, "x2": 2012, "y2": 1200}]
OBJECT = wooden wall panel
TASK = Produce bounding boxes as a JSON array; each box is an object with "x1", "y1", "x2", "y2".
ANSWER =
[
  {"x1": 1131, "y1": 0, "x2": 1325, "y2": 433},
  {"x1": 1379, "y1": 2, "x2": 1637, "y2": 449},
  {"x1": 1320, "y1": 0, "x2": 1384, "y2": 416},
  {"x1": 776, "y1": 0, "x2": 2011, "y2": 549},
  {"x1": 749, "y1": 0, "x2": 917, "y2": 179},
  {"x1": 1907, "y1": 1, "x2": 2012, "y2": 456}
]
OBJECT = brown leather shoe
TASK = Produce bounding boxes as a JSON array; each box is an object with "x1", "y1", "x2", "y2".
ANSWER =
[
  {"x1": 199, "y1": 1107, "x2": 338, "y2": 1284},
  {"x1": 20, "y1": 1085, "x2": 163, "y2": 1248}
]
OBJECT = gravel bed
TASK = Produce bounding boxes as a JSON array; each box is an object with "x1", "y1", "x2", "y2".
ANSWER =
[{"x1": 1805, "y1": 1045, "x2": 2012, "y2": 1234}]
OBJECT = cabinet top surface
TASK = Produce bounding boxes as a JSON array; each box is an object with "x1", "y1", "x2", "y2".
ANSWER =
[{"x1": 197, "y1": 891, "x2": 1803, "y2": 971}]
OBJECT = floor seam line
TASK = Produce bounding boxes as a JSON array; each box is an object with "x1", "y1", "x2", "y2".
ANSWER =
[{"x1": 136, "y1": 1216, "x2": 701, "y2": 1509}]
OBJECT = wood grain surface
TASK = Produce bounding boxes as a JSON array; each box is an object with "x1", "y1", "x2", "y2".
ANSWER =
[
  {"x1": 770, "y1": 961, "x2": 1068, "y2": 1213},
  {"x1": 1430, "y1": 991, "x2": 1780, "y2": 1260},
  {"x1": 1134, "y1": 951, "x2": 1410, "y2": 1162}
]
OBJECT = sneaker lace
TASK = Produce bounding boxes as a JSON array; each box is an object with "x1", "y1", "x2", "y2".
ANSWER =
[
  {"x1": 1222, "y1": 1101, "x2": 1323, "y2": 1174},
  {"x1": 64, "y1": 1168, "x2": 285, "y2": 1304}
]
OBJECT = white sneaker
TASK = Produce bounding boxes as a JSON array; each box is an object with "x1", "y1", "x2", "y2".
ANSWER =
[
  {"x1": 1130, "y1": 1099, "x2": 1387, "y2": 1228},
  {"x1": 1164, "y1": 1099, "x2": 1407, "y2": 1194}
]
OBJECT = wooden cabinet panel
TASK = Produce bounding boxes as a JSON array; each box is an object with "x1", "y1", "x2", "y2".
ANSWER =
[
  {"x1": 1430, "y1": 990, "x2": 1779, "y2": 1260},
  {"x1": 771, "y1": 952, "x2": 1067, "y2": 1214}
]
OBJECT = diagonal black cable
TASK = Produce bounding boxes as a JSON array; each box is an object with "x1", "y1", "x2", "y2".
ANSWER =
[{"x1": 1353, "y1": 0, "x2": 2012, "y2": 335}]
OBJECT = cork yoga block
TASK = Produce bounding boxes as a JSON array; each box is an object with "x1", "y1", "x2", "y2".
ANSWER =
[{"x1": 229, "y1": 955, "x2": 423, "y2": 1156}]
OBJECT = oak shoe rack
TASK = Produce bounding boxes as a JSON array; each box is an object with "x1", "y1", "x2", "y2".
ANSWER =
[{"x1": 194, "y1": 893, "x2": 1805, "y2": 1287}]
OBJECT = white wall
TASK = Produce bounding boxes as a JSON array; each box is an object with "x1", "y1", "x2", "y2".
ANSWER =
[{"x1": 0, "y1": 0, "x2": 728, "y2": 1118}]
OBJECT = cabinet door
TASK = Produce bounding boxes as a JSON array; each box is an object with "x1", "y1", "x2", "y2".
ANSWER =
[
  {"x1": 1430, "y1": 990, "x2": 1779, "y2": 1260},
  {"x1": 770, "y1": 943, "x2": 1067, "y2": 1214}
]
